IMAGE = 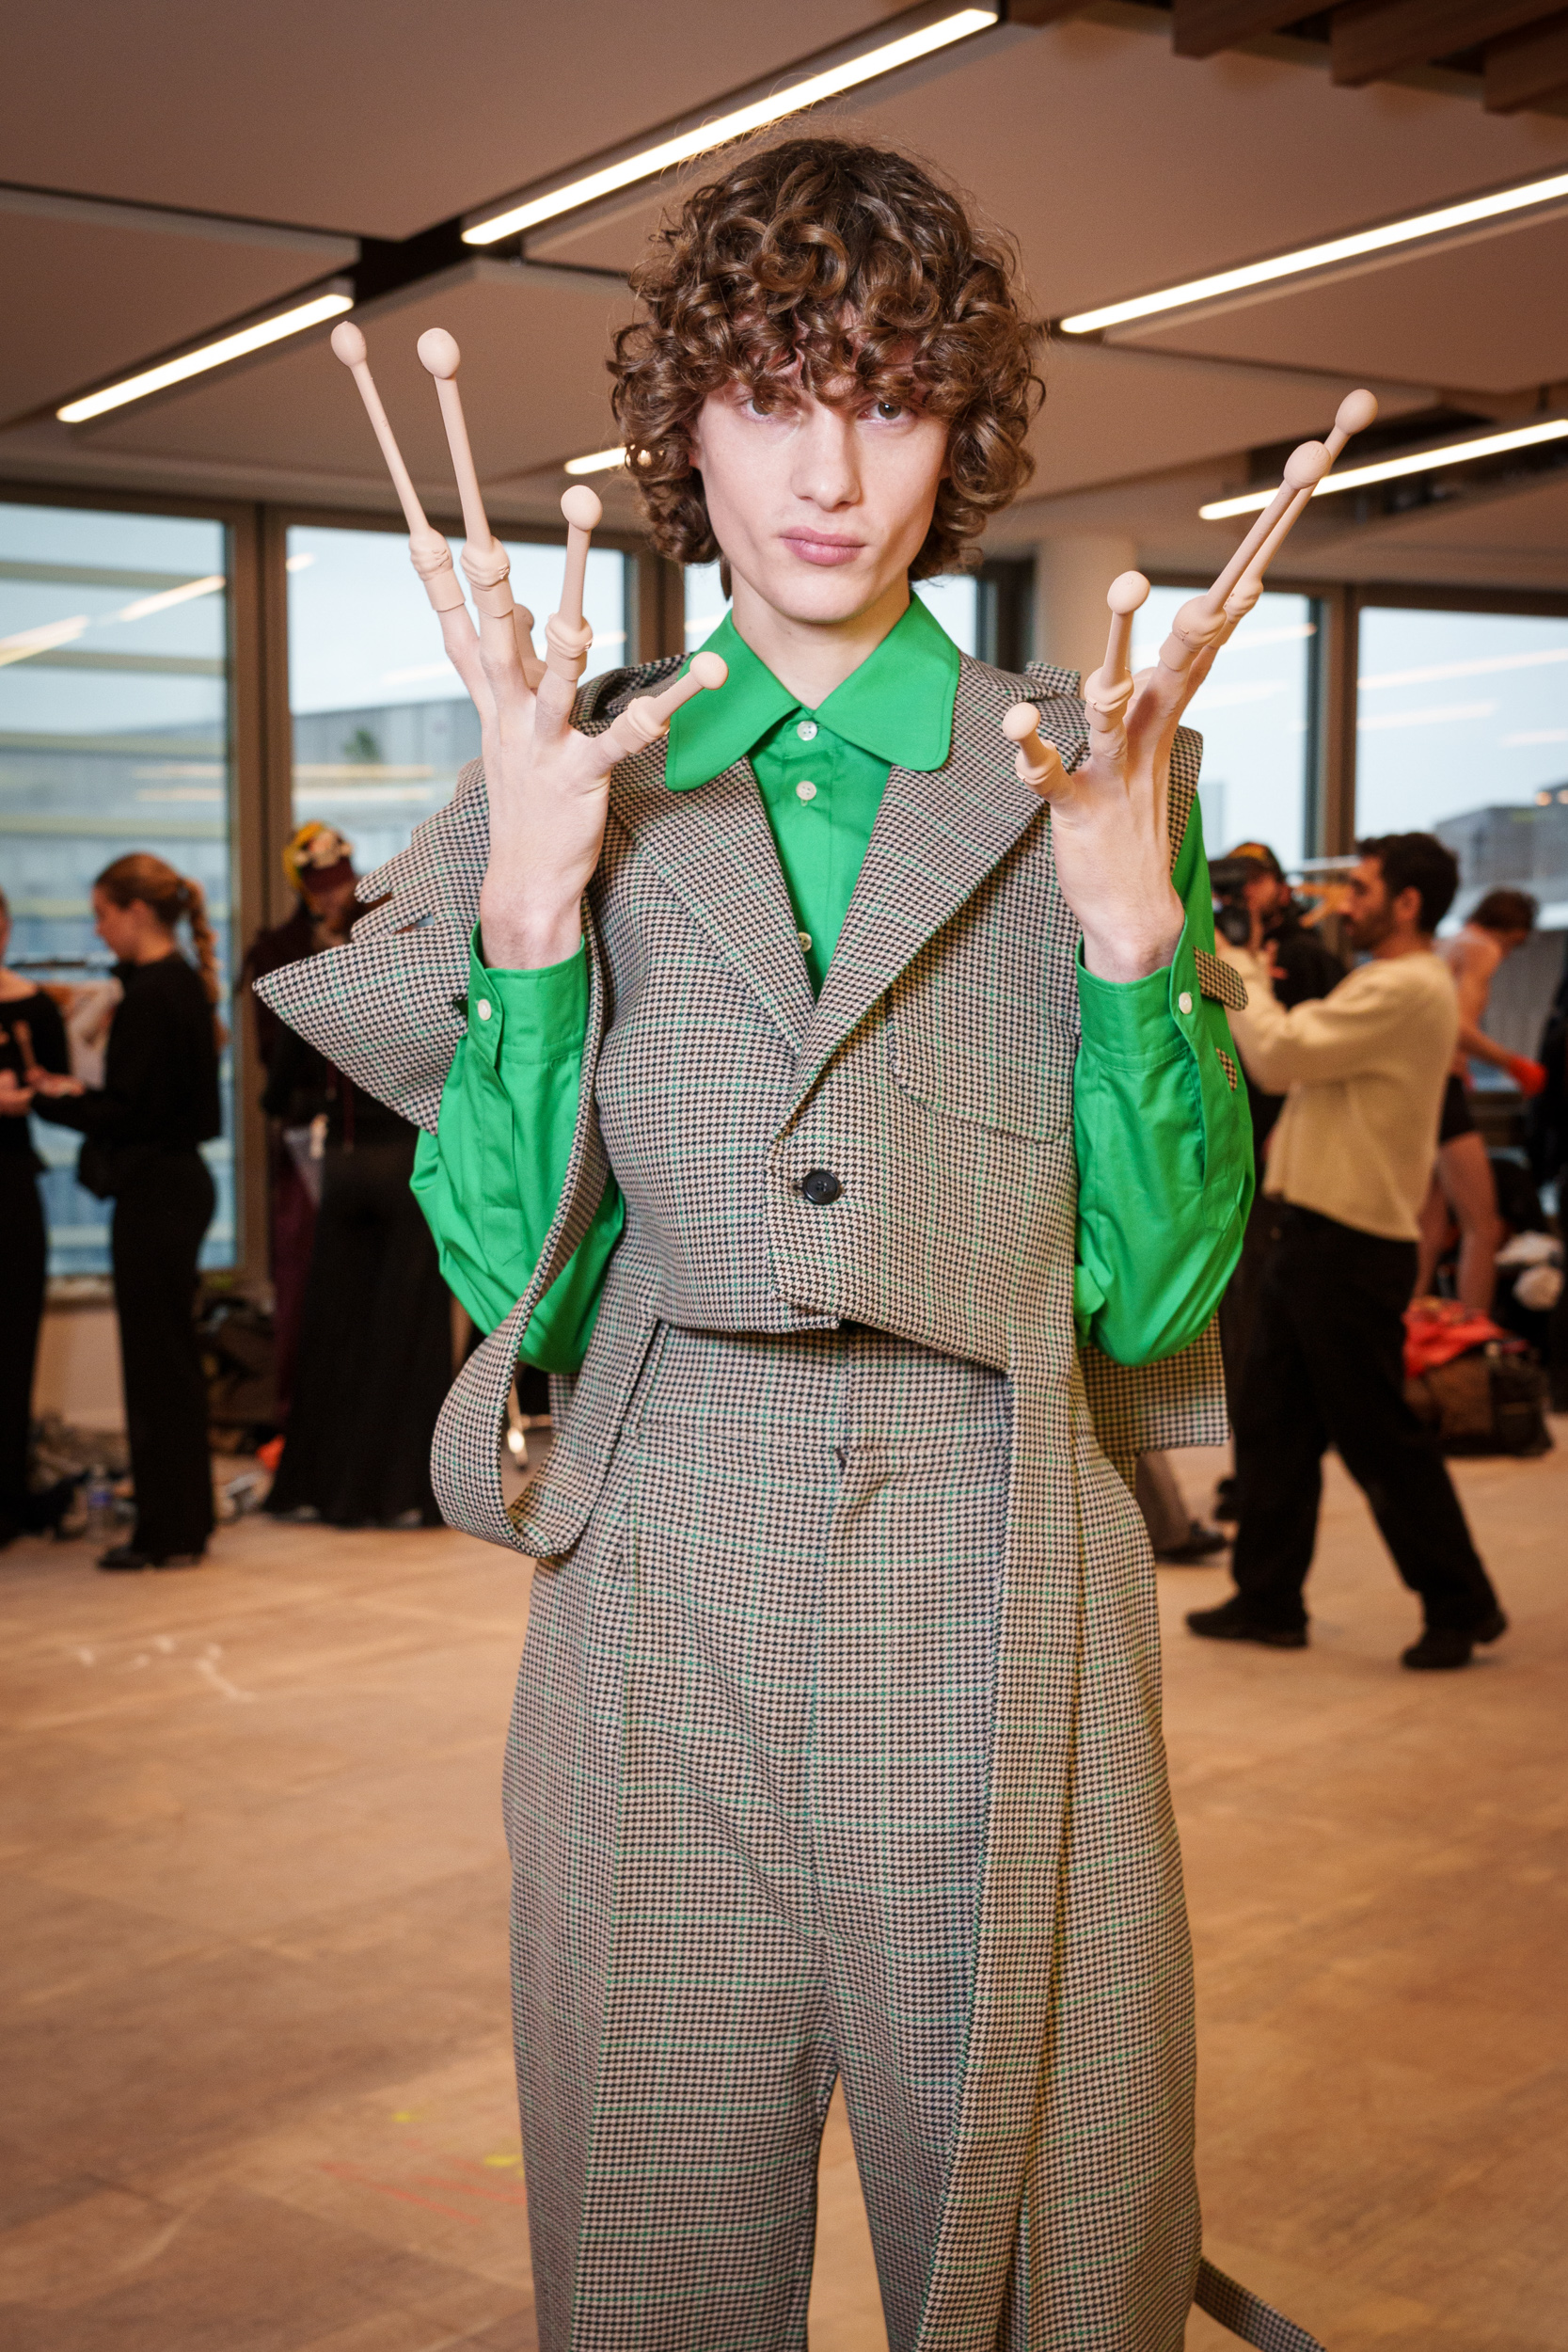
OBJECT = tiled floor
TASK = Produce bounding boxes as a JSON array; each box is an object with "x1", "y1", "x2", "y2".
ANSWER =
[{"x1": 1, "y1": 1432, "x2": 1562, "y2": 2350}]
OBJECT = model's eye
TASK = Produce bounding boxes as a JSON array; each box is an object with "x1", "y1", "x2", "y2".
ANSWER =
[{"x1": 872, "y1": 399, "x2": 906, "y2": 421}]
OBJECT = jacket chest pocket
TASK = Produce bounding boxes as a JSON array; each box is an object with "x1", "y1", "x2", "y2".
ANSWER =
[{"x1": 886, "y1": 871, "x2": 1080, "y2": 1144}]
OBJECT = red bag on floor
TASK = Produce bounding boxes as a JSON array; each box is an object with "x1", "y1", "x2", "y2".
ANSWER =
[{"x1": 1403, "y1": 1298, "x2": 1505, "y2": 1377}]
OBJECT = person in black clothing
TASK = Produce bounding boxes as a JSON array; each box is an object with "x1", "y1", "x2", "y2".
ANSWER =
[
  {"x1": 239, "y1": 822, "x2": 359, "y2": 1426},
  {"x1": 1210, "y1": 843, "x2": 1345, "y2": 1523},
  {"x1": 30, "y1": 854, "x2": 222, "y2": 1570},
  {"x1": 0, "y1": 886, "x2": 75, "y2": 1547},
  {"x1": 260, "y1": 843, "x2": 451, "y2": 1530}
]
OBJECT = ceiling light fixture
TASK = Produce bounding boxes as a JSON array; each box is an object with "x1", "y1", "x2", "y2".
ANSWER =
[
  {"x1": 57, "y1": 288, "x2": 354, "y2": 423},
  {"x1": 1059, "y1": 167, "x2": 1568, "y2": 337},
  {"x1": 1198, "y1": 418, "x2": 1568, "y2": 520},
  {"x1": 564, "y1": 447, "x2": 627, "y2": 476},
  {"x1": 463, "y1": 4, "x2": 999, "y2": 246}
]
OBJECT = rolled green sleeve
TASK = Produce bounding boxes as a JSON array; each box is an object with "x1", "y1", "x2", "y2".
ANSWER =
[
  {"x1": 1072, "y1": 805, "x2": 1253, "y2": 1365},
  {"x1": 410, "y1": 932, "x2": 624, "y2": 1374}
]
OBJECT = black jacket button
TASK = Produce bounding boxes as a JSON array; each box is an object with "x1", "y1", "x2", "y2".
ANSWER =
[{"x1": 800, "y1": 1168, "x2": 843, "y2": 1206}]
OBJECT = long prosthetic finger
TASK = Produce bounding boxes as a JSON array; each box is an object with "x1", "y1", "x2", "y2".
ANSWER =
[
  {"x1": 601, "y1": 651, "x2": 729, "y2": 757},
  {"x1": 1215, "y1": 389, "x2": 1379, "y2": 644},
  {"x1": 330, "y1": 320, "x2": 466, "y2": 618},
  {"x1": 1003, "y1": 703, "x2": 1067, "y2": 799},
  {"x1": 546, "y1": 487, "x2": 602, "y2": 685},
  {"x1": 416, "y1": 328, "x2": 539, "y2": 683},
  {"x1": 1158, "y1": 438, "x2": 1335, "y2": 683},
  {"x1": 1081, "y1": 570, "x2": 1150, "y2": 763}
]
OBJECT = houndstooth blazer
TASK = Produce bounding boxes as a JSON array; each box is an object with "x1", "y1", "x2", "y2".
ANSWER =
[{"x1": 258, "y1": 651, "x2": 1241, "y2": 1560}]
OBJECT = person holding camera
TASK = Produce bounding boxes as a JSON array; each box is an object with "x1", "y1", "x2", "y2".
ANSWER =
[
  {"x1": 1190, "y1": 834, "x2": 1503, "y2": 1671},
  {"x1": 1208, "y1": 843, "x2": 1344, "y2": 1519}
]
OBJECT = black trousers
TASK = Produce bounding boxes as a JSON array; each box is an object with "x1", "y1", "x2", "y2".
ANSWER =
[
  {"x1": 1231, "y1": 1202, "x2": 1497, "y2": 1633},
  {"x1": 266, "y1": 1135, "x2": 449, "y2": 1527},
  {"x1": 0, "y1": 1158, "x2": 47, "y2": 1541},
  {"x1": 112, "y1": 1152, "x2": 215, "y2": 1558}
]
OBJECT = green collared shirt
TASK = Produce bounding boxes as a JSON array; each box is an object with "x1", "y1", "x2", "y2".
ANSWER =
[
  {"x1": 664, "y1": 597, "x2": 957, "y2": 992},
  {"x1": 412, "y1": 597, "x2": 1251, "y2": 1371}
]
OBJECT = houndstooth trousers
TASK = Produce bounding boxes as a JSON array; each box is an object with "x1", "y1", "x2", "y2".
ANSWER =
[{"x1": 505, "y1": 1317, "x2": 1198, "y2": 2352}]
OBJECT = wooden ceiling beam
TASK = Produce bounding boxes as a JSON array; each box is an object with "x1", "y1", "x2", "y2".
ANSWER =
[
  {"x1": 1169, "y1": 2, "x2": 1318, "y2": 60},
  {"x1": 1484, "y1": 7, "x2": 1568, "y2": 107},
  {"x1": 1004, "y1": 2, "x2": 1093, "y2": 24},
  {"x1": 1330, "y1": 0, "x2": 1560, "y2": 87}
]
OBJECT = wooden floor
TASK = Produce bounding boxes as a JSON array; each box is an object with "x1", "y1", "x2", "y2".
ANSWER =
[{"x1": 2, "y1": 1432, "x2": 1563, "y2": 2351}]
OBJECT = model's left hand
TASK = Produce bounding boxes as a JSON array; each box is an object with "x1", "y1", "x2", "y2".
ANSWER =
[
  {"x1": 1039, "y1": 657, "x2": 1192, "y2": 984},
  {"x1": 0, "y1": 1070, "x2": 35, "y2": 1114}
]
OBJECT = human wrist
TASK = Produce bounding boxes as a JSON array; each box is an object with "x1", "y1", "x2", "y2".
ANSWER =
[
  {"x1": 479, "y1": 884, "x2": 582, "y2": 971},
  {"x1": 1079, "y1": 917, "x2": 1183, "y2": 985}
]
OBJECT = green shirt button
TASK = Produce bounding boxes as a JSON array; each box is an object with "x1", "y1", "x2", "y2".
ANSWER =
[
  {"x1": 1178, "y1": 991, "x2": 1194, "y2": 1016},
  {"x1": 477, "y1": 998, "x2": 493, "y2": 1021}
]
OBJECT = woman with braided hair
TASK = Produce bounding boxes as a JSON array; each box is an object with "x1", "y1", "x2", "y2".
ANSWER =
[{"x1": 32, "y1": 852, "x2": 221, "y2": 1568}]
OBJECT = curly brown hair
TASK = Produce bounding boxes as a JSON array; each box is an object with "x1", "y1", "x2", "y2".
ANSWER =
[{"x1": 610, "y1": 136, "x2": 1044, "y2": 580}]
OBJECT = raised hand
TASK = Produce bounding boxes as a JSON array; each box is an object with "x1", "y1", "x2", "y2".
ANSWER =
[
  {"x1": 330, "y1": 322, "x2": 728, "y2": 967},
  {"x1": 1004, "y1": 389, "x2": 1377, "y2": 982}
]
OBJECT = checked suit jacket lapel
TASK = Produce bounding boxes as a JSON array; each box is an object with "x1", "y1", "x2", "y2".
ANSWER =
[
  {"x1": 612, "y1": 749, "x2": 816, "y2": 1051},
  {"x1": 784, "y1": 660, "x2": 1076, "y2": 1119}
]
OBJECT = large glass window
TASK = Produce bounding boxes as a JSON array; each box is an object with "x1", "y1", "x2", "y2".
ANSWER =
[
  {"x1": 1355, "y1": 602, "x2": 1568, "y2": 866},
  {"x1": 0, "y1": 500, "x2": 234, "y2": 1276},
  {"x1": 1132, "y1": 586, "x2": 1317, "y2": 868},
  {"x1": 287, "y1": 526, "x2": 627, "y2": 874}
]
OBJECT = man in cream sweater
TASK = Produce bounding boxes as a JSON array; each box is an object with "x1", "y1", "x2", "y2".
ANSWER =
[{"x1": 1191, "y1": 833, "x2": 1505, "y2": 1671}]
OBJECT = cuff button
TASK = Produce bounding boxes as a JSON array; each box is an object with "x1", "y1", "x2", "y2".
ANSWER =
[
  {"x1": 476, "y1": 998, "x2": 493, "y2": 1022},
  {"x1": 1178, "y1": 990, "x2": 1194, "y2": 1016}
]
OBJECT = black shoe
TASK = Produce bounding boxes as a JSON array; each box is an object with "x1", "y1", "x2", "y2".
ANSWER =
[
  {"x1": 1471, "y1": 1606, "x2": 1508, "y2": 1645},
  {"x1": 1155, "y1": 1519, "x2": 1230, "y2": 1565},
  {"x1": 1186, "y1": 1597, "x2": 1308, "y2": 1649},
  {"x1": 97, "y1": 1544, "x2": 150, "y2": 1571},
  {"x1": 1402, "y1": 1626, "x2": 1474, "y2": 1671},
  {"x1": 152, "y1": 1551, "x2": 205, "y2": 1570},
  {"x1": 1212, "y1": 1477, "x2": 1240, "y2": 1525}
]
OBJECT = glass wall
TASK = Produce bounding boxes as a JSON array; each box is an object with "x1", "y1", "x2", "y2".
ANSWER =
[
  {"x1": 1355, "y1": 603, "x2": 1568, "y2": 910},
  {"x1": 1132, "y1": 586, "x2": 1317, "y2": 870},
  {"x1": 0, "y1": 500, "x2": 234, "y2": 1276},
  {"x1": 287, "y1": 525, "x2": 628, "y2": 875}
]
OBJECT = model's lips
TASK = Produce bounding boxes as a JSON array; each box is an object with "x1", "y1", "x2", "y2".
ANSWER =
[{"x1": 780, "y1": 531, "x2": 865, "y2": 568}]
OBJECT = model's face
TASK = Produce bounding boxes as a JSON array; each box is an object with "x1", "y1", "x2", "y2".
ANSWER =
[{"x1": 689, "y1": 379, "x2": 949, "y2": 626}]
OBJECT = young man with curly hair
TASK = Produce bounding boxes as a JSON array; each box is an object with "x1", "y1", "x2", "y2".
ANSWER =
[{"x1": 266, "y1": 139, "x2": 1259, "y2": 2352}]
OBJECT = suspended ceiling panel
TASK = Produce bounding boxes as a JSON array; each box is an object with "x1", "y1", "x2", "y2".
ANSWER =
[
  {"x1": 0, "y1": 0, "x2": 906, "y2": 243},
  {"x1": 1117, "y1": 210, "x2": 1568, "y2": 395},
  {"x1": 0, "y1": 197, "x2": 355, "y2": 429},
  {"x1": 37, "y1": 262, "x2": 635, "y2": 501},
  {"x1": 535, "y1": 11, "x2": 1568, "y2": 326},
  {"x1": 1029, "y1": 340, "x2": 1430, "y2": 498}
]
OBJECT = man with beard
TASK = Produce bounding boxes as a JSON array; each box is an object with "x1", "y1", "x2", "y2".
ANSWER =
[{"x1": 1190, "y1": 833, "x2": 1504, "y2": 1670}]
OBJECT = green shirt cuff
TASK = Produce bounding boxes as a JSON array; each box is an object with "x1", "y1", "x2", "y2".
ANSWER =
[
  {"x1": 1075, "y1": 925, "x2": 1203, "y2": 1067},
  {"x1": 467, "y1": 929, "x2": 588, "y2": 1070}
]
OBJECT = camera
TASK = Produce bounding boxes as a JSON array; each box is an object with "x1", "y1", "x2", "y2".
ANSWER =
[{"x1": 1210, "y1": 853, "x2": 1270, "y2": 948}]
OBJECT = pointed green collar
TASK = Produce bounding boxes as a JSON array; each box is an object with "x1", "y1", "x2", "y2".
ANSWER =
[{"x1": 663, "y1": 591, "x2": 960, "y2": 792}]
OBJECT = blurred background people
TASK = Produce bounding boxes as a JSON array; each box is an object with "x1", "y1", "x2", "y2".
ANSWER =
[
  {"x1": 1418, "y1": 888, "x2": 1543, "y2": 1310},
  {"x1": 1191, "y1": 834, "x2": 1503, "y2": 1672},
  {"x1": 29, "y1": 855, "x2": 222, "y2": 1570},
  {"x1": 241, "y1": 823, "x2": 359, "y2": 1428},
  {"x1": 261, "y1": 838, "x2": 449, "y2": 1530},
  {"x1": 0, "y1": 885, "x2": 74, "y2": 1548},
  {"x1": 1208, "y1": 843, "x2": 1345, "y2": 1524}
]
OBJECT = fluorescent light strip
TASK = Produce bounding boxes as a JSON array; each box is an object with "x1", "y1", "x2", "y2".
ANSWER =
[
  {"x1": 464, "y1": 8, "x2": 998, "y2": 246},
  {"x1": 1060, "y1": 168, "x2": 1568, "y2": 337},
  {"x1": 57, "y1": 291, "x2": 354, "y2": 423},
  {"x1": 565, "y1": 447, "x2": 627, "y2": 476},
  {"x1": 1198, "y1": 419, "x2": 1568, "y2": 520}
]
